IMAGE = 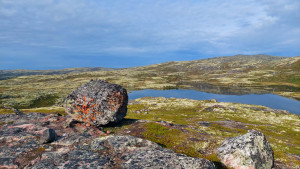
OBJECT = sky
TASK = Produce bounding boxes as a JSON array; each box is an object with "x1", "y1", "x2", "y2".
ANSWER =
[{"x1": 0, "y1": 0, "x2": 300, "y2": 70}]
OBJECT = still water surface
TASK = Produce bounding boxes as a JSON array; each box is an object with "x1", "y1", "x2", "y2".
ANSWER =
[{"x1": 129, "y1": 89, "x2": 300, "y2": 115}]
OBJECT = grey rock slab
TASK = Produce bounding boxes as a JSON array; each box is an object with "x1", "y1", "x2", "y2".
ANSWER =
[
  {"x1": 217, "y1": 130, "x2": 274, "y2": 169},
  {"x1": 92, "y1": 135, "x2": 216, "y2": 169},
  {"x1": 91, "y1": 135, "x2": 162, "y2": 152},
  {"x1": 122, "y1": 148, "x2": 216, "y2": 169}
]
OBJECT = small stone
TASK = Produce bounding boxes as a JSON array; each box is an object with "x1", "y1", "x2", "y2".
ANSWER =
[
  {"x1": 198, "y1": 121, "x2": 210, "y2": 127},
  {"x1": 210, "y1": 99, "x2": 217, "y2": 102},
  {"x1": 40, "y1": 128, "x2": 56, "y2": 144},
  {"x1": 12, "y1": 108, "x2": 24, "y2": 115},
  {"x1": 217, "y1": 130, "x2": 274, "y2": 169}
]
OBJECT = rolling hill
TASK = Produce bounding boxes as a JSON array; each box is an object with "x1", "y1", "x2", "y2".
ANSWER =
[{"x1": 0, "y1": 54, "x2": 299, "y2": 109}]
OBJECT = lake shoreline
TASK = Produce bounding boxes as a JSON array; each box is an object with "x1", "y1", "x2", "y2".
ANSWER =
[{"x1": 128, "y1": 89, "x2": 300, "y2": 115}]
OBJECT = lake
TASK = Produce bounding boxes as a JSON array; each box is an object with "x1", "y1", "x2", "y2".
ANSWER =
[{"x1": 128, "y1": 89, "x2": 300, "y2": 115}]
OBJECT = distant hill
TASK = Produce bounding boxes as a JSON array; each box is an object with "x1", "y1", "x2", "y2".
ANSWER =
[
  {"x1": 2, "y1": 55, "x2": 298, "y2": 79},
  {"x1": 139, "y1": 54, "x2": 295, "y2": 72},
  {"x1": 1, "y1": 54, "x2": 299, "y2": 109},
  {"x1": 0, "y1": 67, "x2": 116, "y2": 80}
]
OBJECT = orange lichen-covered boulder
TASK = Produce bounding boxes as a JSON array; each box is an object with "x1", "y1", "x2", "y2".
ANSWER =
[{"x1": 64, "y1": 79, "x2": 128, "y2": 126}]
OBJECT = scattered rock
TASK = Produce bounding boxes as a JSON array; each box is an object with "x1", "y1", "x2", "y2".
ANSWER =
[
  {"x1": 156, "y1": 120, "x2": 174, "y2": 127},
  {"x1": 217, "y1": 130, "x2": 274, "y2": 169},
  {"x1": 214, "y1": 120, "x2": 247, "y2": 130},
  {"x1": 198, "y1": 121, "x2": 211, "y2": 127},
  {"x1": 244, "y1": 106, "x2": 290, "y2": 114},
  {"x1": 64, "y1": 79, "x2": 128, "y2": 126},
  {"x1": 204, "y1": 105, "x2": 237, "y2": 112},
  {"x1": 40, "y1": 128, "x2": 56, "y2": 144},
  {"x1": 135, "y1": 108, "x2": 149, "y2": 114},
  {"x1": 12, "y1": 108, "x2": 24, "y2": 115},
  {"x1": 211, "y1": 99, "x2": 217, "y2": 102},
  {"x1": 128, "y1": 100, "x2": 141, "y2": 105}
]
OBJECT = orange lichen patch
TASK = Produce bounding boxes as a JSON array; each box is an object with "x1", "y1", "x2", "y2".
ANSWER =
[
  {"x1": 74, "y1": 95, "x2": 99, "y2": 126},
  {"x1": 108, "y1": 91, "x2": 126, "y2": 111}
]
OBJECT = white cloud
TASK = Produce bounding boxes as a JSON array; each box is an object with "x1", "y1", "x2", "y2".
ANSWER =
[{"x1": 0, "y1": 0, "x2": 299, "y2": 69}]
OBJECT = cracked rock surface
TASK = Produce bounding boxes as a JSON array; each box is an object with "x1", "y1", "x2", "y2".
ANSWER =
[{"x1": 0, "y1": 113, "x2": 216, "y2": 169}]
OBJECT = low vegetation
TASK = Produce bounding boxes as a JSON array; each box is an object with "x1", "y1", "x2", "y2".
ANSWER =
[{"x1": 1, "y1": 55, "x2": 300, "y2": 109}]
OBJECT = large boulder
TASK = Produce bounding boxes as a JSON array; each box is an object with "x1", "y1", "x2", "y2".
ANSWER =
[
  {"x1": 217, "y1": 130, "x2": 274, "y2": 169},
  {"x1": 64, "y1": 79, "x2": 128, "y2": 126}
]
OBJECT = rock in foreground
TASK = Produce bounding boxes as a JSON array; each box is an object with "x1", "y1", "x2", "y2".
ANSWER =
[
  {"x1": 39, "y1": 128, "x2": 56, "y2": 144},
  {"x1": 0, "y1": 113, "x2": 216, "y2": 169},
  {"x1": 92, "y1": 135, "x2": 216, "y2": 169},
  {"x1": 217, "y1": 130, "x2": 274, "y2": 169},
  {"x1": 64, "y1": 79, "x2": 128, "y2": 126}
]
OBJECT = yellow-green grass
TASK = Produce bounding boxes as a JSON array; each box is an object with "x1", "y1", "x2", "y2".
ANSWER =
[{"x1": 0, "y1": 106, "x2": 66, "y2": 115}]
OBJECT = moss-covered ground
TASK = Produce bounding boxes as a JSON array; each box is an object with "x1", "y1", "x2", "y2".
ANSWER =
[{"x1": 111, "y1": 97, "x2": 299, "y2": 168}]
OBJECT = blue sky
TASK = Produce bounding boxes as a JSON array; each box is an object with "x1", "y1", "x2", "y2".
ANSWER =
[{"x1": 0, "y1": 0, "x2": 299, "y2": 70}]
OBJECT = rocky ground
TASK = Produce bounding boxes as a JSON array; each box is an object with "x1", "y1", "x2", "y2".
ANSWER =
[
  {"x1": 1, "y1": 97, "x2": 299, "y2": 168},
  {"x1": 0, "y1": 112, "x2": 215, "y2": 168}
]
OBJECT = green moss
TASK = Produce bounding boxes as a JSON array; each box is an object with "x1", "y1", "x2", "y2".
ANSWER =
[
  {"x1": 27, "y1": 94, "x2": 59, "y2": 108},
  {"x1": 141, "y1": 122, "x2": 199, "y2": 157},
  {"x1": 142, "y1": 122, "x2": 181, "y2": 147}
]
